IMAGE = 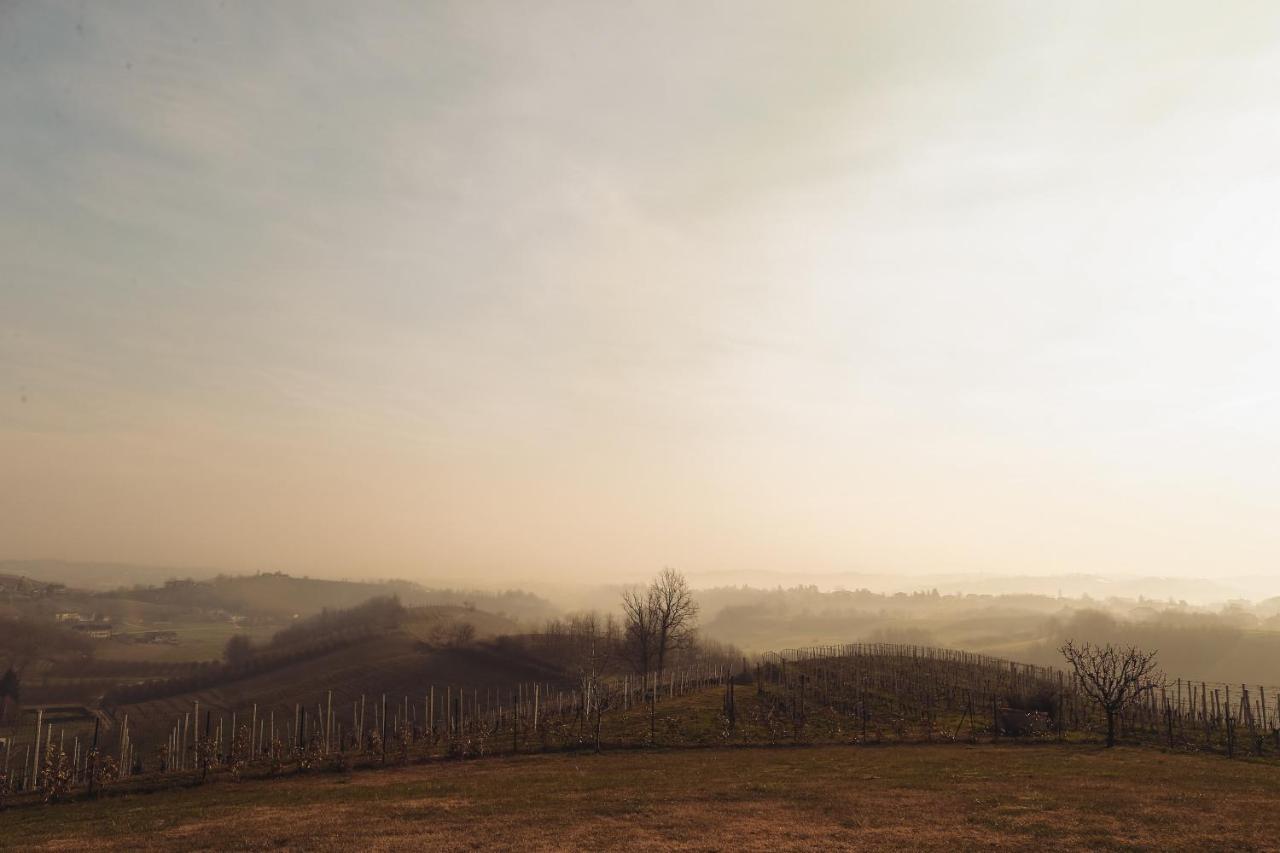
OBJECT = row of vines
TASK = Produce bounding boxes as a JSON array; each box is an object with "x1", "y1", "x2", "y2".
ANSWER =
[{"x1": 4, "y1": 643, "x2": 1277, "y2": 808}]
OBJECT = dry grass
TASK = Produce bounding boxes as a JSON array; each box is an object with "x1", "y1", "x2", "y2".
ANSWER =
[{"x1": 6, "y1": 742, "x2": 1280, "y2": 851}]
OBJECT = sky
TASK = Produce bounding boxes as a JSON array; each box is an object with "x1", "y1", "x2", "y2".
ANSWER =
[{"x1": 3, "y1": 1, "x2": 1280, "y2": 587}]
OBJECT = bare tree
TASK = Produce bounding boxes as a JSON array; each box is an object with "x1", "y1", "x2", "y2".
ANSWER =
[
  {"x1": 620, "y1": 569, "x2": 700, "y2": 741},
  {"x1": 620, "y1": 587, "x2": 658, "y2": 682},
  {"x1": 651, "y1": 568, "x2": 699, "y2": 683},
  {"x1": 427, "y1": 620, "x2": 476, "y2": 648},
  {"x1": 1060, "y1": 640, "x2": 1161, "y2": 747}
]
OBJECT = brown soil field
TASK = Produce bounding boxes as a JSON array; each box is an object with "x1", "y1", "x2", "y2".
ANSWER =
[{"x1": 6, "y1": 742, "x2": 1279, "y2": 851}]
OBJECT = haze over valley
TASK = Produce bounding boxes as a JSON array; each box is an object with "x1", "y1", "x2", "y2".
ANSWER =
[{"x1": 4, "y1": 2, "x2": 1280, "y2": 849}]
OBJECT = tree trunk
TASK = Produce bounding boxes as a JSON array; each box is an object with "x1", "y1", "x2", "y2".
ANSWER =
[
  {"x1": 594, "y1": 702, "x2": 602, "y2": 753},
  {"x1": 1105, "y1": 709, "x2": 1116, "y2": 747},
  {"x1": 649, "y1": 675, "x2": 657, "y2": 744}
]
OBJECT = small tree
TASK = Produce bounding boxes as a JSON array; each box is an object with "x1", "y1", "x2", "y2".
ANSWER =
[
  {"x1": 565, "y1": 612, "x2": 617, "y2": 751},
  {"x1": 1060, "y1": 640, "x2": 1161, "y2": 747},
  {"x1": 223, "y1": 634, "x2": 254, "y2": 667},
  {"x1": 0, "y1": 667, "x2": 19, "y2": 701},
  {"x1": 0, "y1": 667, "x2": 18, "y2": 724},
  {"x1": 446, "y1": 622, "x2": 476, "y2": 647}
]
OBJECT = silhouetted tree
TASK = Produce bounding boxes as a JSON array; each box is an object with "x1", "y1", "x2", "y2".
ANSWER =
[
  {"x1": 0, "y1": 666, "x2": 19, "y2": 722},
  {"x1": 1060, "y1": 640, "x2": 1161, "y2": 747},
  {"x1": 223, "y1": 634, "x2": 254, "y2": 667},
  {"x1": 621, "y1": 569, "x2": 699, "y2": 741},
  {"x1": 651, "y1": 568, "x2": 699, "y2": 682},
  {"x1": 435, "y1": 621, "x2": 475, "y2": 647},
  {"x1": 620, "y1": 589, "x2": 657, "y2": 680},
  {"x1": 0, "y1": 666, "x2": 18, "y2": 701}
]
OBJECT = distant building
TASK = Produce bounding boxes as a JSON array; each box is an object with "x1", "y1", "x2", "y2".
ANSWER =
[
  {"x1": 209, "y1": 609, "x2": 247, "y2": 624},
  {"x1": 73, "y1": 621, "x2": 113, "y2": 639},
  {"x1": 54, "y1": 611, "x2": 83, "y2": 623}
]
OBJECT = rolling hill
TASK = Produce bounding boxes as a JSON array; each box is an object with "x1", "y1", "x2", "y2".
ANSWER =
[{"x1": 103, "y1": 625, "x2": 571, "y2": 747}]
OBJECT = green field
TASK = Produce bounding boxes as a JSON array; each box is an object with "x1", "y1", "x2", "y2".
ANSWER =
[
  {"x1": 5, "y1": 743, "x2": 1279, "y2": 851},
  {"x1": 97, "y1": 622, "x2": 279, "y2": 664}
]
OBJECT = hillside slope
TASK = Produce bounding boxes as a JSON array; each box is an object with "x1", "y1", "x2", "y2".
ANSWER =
[{"x1": 107, "y1": 628, "x2": 569, "y2": 745}]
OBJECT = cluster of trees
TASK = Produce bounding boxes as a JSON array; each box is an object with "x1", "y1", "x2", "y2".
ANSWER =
[
  {"x1": 524, "y1": 570, "x2": 728, "y2": 740},
  {"x1": 622, "y1": 570, "x2": 704, "y2": 738},
  {"x1": 533, "y1": 570, "x2": 704, "y2": 680},
  {"x1": 422, "y1": 620, "x2": 477, "y2": 648},
  {"x1": 0, "y1": 615, "x2": 92, "y2": 673},
  {"x1": 266, "y1": 596, "x2": 405, "y2": 650},
  {"x1": 103, "y1": 574, "x2": 558, "y2": 624},
  {"x1": 620, "y1": 570, "x2": 699, "y2": 683}
]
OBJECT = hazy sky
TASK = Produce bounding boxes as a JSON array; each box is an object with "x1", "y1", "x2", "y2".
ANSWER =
[{"x1": 3, "y1": 1, "x2": 1280, "y2": 585}]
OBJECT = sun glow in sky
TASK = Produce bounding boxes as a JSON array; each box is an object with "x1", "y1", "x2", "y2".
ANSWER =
[{"x1": 3, "y1": 1, "x2": 1280, "y2": 583}]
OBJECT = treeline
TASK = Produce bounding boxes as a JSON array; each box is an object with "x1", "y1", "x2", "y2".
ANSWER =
[
  {"x1": 100, "y1": 573, "x2": 558, "y2": 623},
  {"x1": 0, "y1": 615, "x2": 93, "y2": 672},
  {"x1": 1024, "y1": 609, "x2": 1280, "y2": 686},
  {"x1": 100, "y1": 574, "x2": 399, "y2": 619},
  {"x1": 505, "y1": 572, "x2": 740, "y2": 685},
  {"x1": 524, "y1": 615, "x2": 740, "y2": 675}
]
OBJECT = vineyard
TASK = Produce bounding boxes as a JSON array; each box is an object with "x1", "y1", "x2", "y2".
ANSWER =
[
  {"x1": 761, "y1": 644, "x2": 1280, "y2": 757},
  {"x1": 3, "y1": 642, "x2": 1279, "y2": 808}
]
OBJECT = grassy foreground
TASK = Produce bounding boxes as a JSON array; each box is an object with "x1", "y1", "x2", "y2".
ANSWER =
[{"x1": 4, "y1": 743, "x2": 1279, "y2": 851}]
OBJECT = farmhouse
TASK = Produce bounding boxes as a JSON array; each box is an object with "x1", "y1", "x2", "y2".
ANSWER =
[
  {"x1": 73, "y1": 621, "x2": 113, "y2": 639},
  {"x1": 54, "y1": 611, "x2": 83, "y2": 622},
  {"x1": 209, "y1": 609, "x2": 248, "y2": 625}
]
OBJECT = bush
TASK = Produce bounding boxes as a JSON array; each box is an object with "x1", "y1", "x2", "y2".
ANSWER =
[
  {"x1": 1005, "y1": 685, "x2": 1059, "y2": 718},
  {"x1": 223, "y1": 634, "x2": 254, "y2": 666}
]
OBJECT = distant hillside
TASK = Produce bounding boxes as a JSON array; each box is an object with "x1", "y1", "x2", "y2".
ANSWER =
[
  {"x1": 110, "y1": 573, "x2": 557, "y2": 623},
  {"x1": 685, "y1": 569, "x2": 1269, "y2": 605},
  {"x1": 0, "y1": 562, "x2": 559, "y2": 624},
  {"x1": 0, "y1": 560, "x2": 217, "y2": 591}
]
